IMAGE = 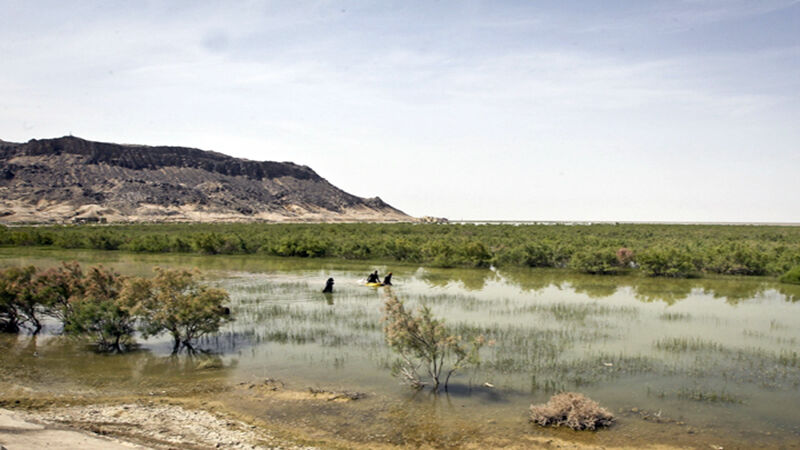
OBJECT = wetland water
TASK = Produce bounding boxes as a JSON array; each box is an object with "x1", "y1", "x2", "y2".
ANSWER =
[{"x1": 2, "y1": 248, "x2": 800, "y2": 448}]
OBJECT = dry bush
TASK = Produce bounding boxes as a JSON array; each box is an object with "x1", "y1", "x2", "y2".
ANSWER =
[
  {"x1": 616, "y1": 247, "x2": 635, "y2": 266},
  {"x1": 529, "y1": 392, "x2": 615, "y2": 430}
]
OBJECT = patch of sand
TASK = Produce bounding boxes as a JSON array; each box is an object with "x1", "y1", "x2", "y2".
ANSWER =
[
  {"x1": 1, "y1": 403, "x2": 314, "y2": 450},
  {"x1": 0, "y1": 408, "x2": 145, "y2": 449}
]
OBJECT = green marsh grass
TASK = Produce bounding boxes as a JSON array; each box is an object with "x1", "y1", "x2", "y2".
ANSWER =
[
  {"x1": 675, "y1": 387, "x2": 745, "y2": 404},
  {"x1": 658, "y1": 312, "x2": 691, "y2": 321},
  {"x1": 654, "y1": 337, "x2": 725, "y2": 352},
  {"x1": 4, "y1": 248, "x2": 800, "y2": 448}
]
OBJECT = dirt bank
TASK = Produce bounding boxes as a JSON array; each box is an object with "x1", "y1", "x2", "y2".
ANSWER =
[
  {"x1": 0, "y1": 398, "x2": 690, "y2": 450},
  {"x1": 1, "y1": 402, "x2": 314, "y2": 450}
]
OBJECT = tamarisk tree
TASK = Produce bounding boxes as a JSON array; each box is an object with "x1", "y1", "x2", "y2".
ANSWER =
[
  {"x1": 382, "y1": 295, "x2": 486, "y2": 392},
  {"x1": 124, "y1": 267, "x2": 232, "y2": 353}
]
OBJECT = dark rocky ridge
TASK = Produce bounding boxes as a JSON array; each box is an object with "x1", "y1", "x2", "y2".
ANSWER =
[
  {"x1": 2, "y1": 136, "x2": 317, "y2": 181},
  {"x1": 0, "y1": 136, "x2": 410, "y2": 223}
]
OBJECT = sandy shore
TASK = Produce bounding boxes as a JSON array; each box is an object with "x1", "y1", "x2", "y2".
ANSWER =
[
  {"x1": 0, "y1": 401, "x2": 691, "y2": 450},
  {"x1": 0, "y1": 377, "x2": 700, "y2": 450},
  {"x1": 0, "y1": 403, "x2": 315, "y2": 450},
  {"x1": 1, "y1": 407, "x2": 145, "y2": 449}
]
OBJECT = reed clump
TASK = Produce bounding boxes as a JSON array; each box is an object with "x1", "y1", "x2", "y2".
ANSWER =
[{"x1": 529, "y1": 392, "x2": 615, "y2": 430}]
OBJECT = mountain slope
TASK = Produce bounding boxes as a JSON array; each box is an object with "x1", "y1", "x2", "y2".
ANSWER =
[{"x1": 0, "y1": 136, "x2": 410, "y2": 223}]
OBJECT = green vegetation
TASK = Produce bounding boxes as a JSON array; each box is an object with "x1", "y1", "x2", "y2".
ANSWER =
[
  {"x1": 780, "y1": 266, "x2": 800, "y2": 285},
  {"x1": 654, "y1": 337, "x2": 724, "y2": 352},
  {"x1": 2, "y1": 222, "x2": 798, "y2": 278},
  {"x1": 568, "y1": 246, "x2": 620, "y2": 274},
  {"x1": 0, "y1": 266, "x2": 38, "y2": 333},
  {"x1": 675, "y1": 387, "x2": 744, "y2": 404},
  {"x1": 123, "y1": 268, "x2": 232, "y2": 352},
  {"x1": 0, "y1": 263, "x2": 231, "y2": 352},
  {"x1": 61, "y1": 265, "x2": 135, "y2": 351},
  {"x1": 637, "y1": 245, "x2": 697, "y2": 277},
  {"x1": 382, "y1": 295, "x2": 486, "y2": 391}
]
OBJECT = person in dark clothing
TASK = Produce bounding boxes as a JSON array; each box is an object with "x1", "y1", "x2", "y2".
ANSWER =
[
  {"x1": 366, "y1": 270, "x2": 380, "y2": 283},
  {"x1": 322, "y1": 277, "x2": 334, "y2": 293},
  {"x1": 383, "y1": 272, "x2": 393, "y2": 286}
]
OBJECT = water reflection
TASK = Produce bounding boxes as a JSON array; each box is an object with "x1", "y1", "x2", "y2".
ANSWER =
[
  {"x1": 569, "y1": 279, "x2": 619, "y2": 299},
  {"x1": 632, "y1": 278, "x2": 693, "y2": 305},
  {"x1": 1, "y1": 248, "x2": 796, "y2": 305},
  {"x1": 776, "y1": 284, "x2": 800, "y2": 302},
  {"x1": 2, "y1": 248, "x2": 800, "y2": 447},
  {"x1": 0, "y1": 333, "x2": 234, "y2": 394},
  {"x1": 418, "y1": 267, "x2": 499, "y2": 291}
]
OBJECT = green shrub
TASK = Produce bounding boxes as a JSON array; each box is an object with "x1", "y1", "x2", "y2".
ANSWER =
[
  {"x1": 125, "y1": 268, "x2": 232, "y2": 353},
  {"x1": 516, "y1": 241, "x2": 556, "y2": 267},
  {"x1": 65, "y1": 294, "x2": 136, "y2": 352},
  {"x1": 87, "y1": 232, "x2": 123, "y2": 250},
  {"x1": 191, "y1": 232, "x2": 226, "y2": 254},
  {"x1": 382, "y1": 295, "x2": 486, "y2": 391},
  {"x1": 703, "y1": 242, "x2": 768, "y2": 275},
  {"x1": 0, "y1": 266, "x2": 38, "y2": 333},
  {"x1": 0, "y1": 262, "x2": 234, "y2": 354},
  {"x1": 460, "y1": 241, "x2": 492, "y2": 268},
  {"x1": 638, "y1": 245, "x2": 696, "y2": 278},
  {"x1": 780, "y1": 266, "x2": 800, "y2": 285},
  {"x1": 569, "y1": 247, "x2": 618, "y2": 274},
  {"x1": 32, "y1": 261, "x2": 85, "y2": 326},
  {"x1": 62, "y1": 266, "x2": 135, "y2": 351},
  {"x1": 3, "y1": 222, "x2": 800, "y2": 276},
  {"x1": 386, "y1": 238, "x2": 422, "y2": 262}
]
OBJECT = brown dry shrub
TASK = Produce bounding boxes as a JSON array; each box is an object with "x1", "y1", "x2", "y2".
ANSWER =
[
  {"x1": 616, "y1": 247, "x2": 635, "y2": 266},
  {"x1": 529, "y1": 392, "x2": 615, "y2": 430}
]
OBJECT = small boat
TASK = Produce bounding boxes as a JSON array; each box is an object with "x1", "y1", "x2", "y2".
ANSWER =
[{"x1": 365, "y1": 282, "x2": 384, "y2": 287}]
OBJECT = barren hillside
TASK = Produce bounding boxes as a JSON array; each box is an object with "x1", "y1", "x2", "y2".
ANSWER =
[{"x1": 0, "y1": 136, "x2": 411, "y2": 223}]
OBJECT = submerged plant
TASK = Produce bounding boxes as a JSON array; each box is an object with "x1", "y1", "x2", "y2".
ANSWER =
[
  {"x1": 62, "y1": 266, "x2": 136, "y2": 352},
  {"x1": 65, "y1": 292, "x2": 136, "y2": 352},
  {"x1": 124, "y1": 267, "x2": 232, "y2": 353},
  {"x1": 529, "y1": 392, "x2": 615, "y2": 430},
  {"x1": 33, "y1": 261, "x2": 85, "y2": 326},
  {"x1": 0, "y1": 266, "x2": 38, "y2": 333},
  {"x1": 382, "y1": 295, "x2": 486, "y2": 391}
]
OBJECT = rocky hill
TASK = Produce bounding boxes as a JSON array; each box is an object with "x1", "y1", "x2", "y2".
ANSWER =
[{"x1": 0, "y1": 136, "x2": 411, "y2": 223}]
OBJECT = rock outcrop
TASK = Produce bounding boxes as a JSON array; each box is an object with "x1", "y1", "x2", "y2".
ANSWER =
[{"x1": 0, "y1": 136, "x2": 411, "y2": 223}]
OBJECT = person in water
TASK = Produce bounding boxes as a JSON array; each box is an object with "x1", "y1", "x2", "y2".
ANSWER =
[
  {"x1": 322, "y1": 277, "x2": 334, "y2": 293},
  {"x1": 383, "y1": 272, "x2": 393, "y2": 286},
  {"x1": 366, "y1": 270, "x2": 380, "y2": 284}
]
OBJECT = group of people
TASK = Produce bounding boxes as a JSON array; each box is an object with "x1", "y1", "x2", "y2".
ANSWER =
[
  {"x1": 366, "y1": 270, "x2": 392, "y2": 286},
  {"x1": 321, "y1": 270, "x2": 393, "y2": 293}
]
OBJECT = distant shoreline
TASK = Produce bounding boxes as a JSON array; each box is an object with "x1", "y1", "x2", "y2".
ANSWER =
[{"x1": 453, "y1": 220, "x2": 800, "y2": 226}]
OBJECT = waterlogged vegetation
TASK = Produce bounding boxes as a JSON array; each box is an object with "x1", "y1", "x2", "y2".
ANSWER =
[
  {"x1": 382, "y1": 295, "x2": 487, "y2": 391},
  {"x1": 2, "y1": 222, "x2": 800, "y2": 279},
  {"x1": 2, "y1": 248, "x2": 800, "y2": 447},
  {"x1": 0, "y1": 262, "x2": 231, "y2": 352}
]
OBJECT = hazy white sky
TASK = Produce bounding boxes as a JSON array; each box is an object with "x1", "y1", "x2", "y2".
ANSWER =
[{"x1": 1, "y1": 0, "x2": 799, "y2": 222}]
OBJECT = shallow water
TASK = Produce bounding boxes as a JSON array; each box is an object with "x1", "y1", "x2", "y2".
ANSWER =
[{"x1": 2, "y1": 248, "x2": 800, "y2": 448}]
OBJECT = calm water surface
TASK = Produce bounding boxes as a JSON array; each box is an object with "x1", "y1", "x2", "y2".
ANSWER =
[{"x1": 1, "y1": 248, "x2": 799, "y2": 448}]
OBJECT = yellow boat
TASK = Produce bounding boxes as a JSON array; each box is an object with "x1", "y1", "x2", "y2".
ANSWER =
[{"x1": 365, "y1": 282, "x2": 384, "y2": 287}]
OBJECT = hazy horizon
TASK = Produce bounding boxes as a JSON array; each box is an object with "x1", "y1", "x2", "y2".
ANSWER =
[{"x1": 2, "y1": 1, "x2": 798, "y2": 222}]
